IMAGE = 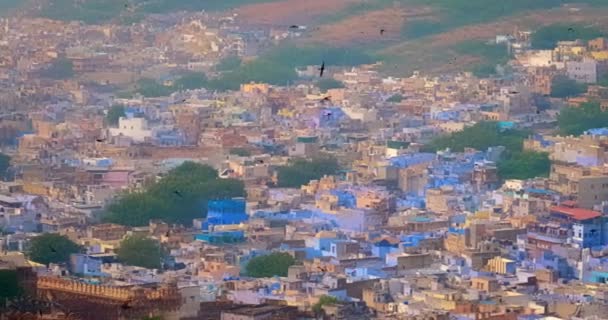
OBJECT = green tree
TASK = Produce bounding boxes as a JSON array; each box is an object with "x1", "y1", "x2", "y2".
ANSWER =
[
  {"x1": 276, "y1": 156, "x2": 340, "y2": 188},
  {"x1": 498, "y1": 151, "x2": 551, "y2": 180},
  {"x1": 386, "y1": 94, "x2": 403, "y2": 103},
  {"x1": 558, "y1": 101, "x2": 608, "y2": 136},
  {"x1": 454, "y1": 41, "x2": 511, "y2": 77},
  {"x1": 423, "y1": 122, "x2": 528, "y2": 153},
  {"x1": 117, "y1": 235, "x2": 162, "y2": 269},
  {"x1": 0, "y1": 153, "x2": 10, "y2": 179},
  {"x1": 136, "y1": 78, "x2": 174, "y2": 97},
  {"x1": 531, "y1": 24, "x2": 605, "y2": 49},
  {"x1": 0, "y1": 270, "x2": 22, "y2": 304},
  {"x1": 206, "y1": 45, "x2": 373, "y2": 92},
  {"x1": 173, "y1": 72, "x2": 208, "y2": 91},
  {"x1": 229, "y1": 148, "x2": 251, "y2": 157},
  {"x1": 245, "y1": 252, "x2": 295, "y2": 278},
  {"x1": 317, "y1": 79, "x2": 345, "y2": 92},
  {"x1": 41, "y1": 57, "x2": 74, "y2": 79},
  {"x1": 106, "y1": 104, "x2": 126, "y2": 126},
  {"x1": 216, "y1": 56, "x2": 242, "y2": 71},
  {"x1": 312, "y1": 295, "x2": 339, "y2": 314},
  {"x1": 28, "y1": 233, "x2": 82, "y2": 265},
  {"x1": 104, "y1": 162, "x2": 245, "y2": 226},
  {"x1": 551, "y1": 75, "x2": 588, "y2": 98}
]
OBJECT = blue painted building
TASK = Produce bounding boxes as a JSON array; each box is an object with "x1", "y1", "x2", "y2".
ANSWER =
[
  {"x1": 195, "y1": 230, "x2": 245, "y2": 244},
  {"x1": 372, "y1": 238, "x2": 400, "y2": 259},
  {"x1": 537, "y1": 250, "x2": 574, "y2": 279},
  {"x1": 204, "y1": 198, "x2": 248, "y2": 231}
]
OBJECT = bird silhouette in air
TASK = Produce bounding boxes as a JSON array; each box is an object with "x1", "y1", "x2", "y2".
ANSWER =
[
  {"x1": 96, "y1": 138, "x2": 106, "y2": 142},
  {"x1": 380, "y1": 29, "x2": 385, "y2": 35},
  {"x1": 289, "y1": 25, "x2": 300, "y2": 29},
  {"x1": 49, "y1": 245, "x2": 57, "y2": 253},
  {"x1": 319, "y1": 61, "x2": 325, "y2": 77},
  {"x1": 568, "y1": 27, "x2": 575, "y2": 32},
  {"x1": 174, "y1": 190, "x2": 183, "y2": 198}
]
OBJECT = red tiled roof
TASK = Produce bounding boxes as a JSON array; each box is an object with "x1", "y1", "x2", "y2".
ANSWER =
[{"x1": 550, "y1": 206, "x2": 601, "y2": 221}]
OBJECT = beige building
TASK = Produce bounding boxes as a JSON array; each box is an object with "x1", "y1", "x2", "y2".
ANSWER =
[
  {"x1": 398, "y1": 163, "x2": 428, "y2": 196},
  {"x1": 471, "y1": 276, "x2": 499, "y2": 292},
  {"x1": 426, "y1": 186, "x2": 459, "y2": 214},
  {"x1": 549, "y1": 163, "x2": 608, "y2": 209}
]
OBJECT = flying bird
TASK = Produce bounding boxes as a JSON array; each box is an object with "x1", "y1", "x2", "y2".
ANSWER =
[
  {"x1": 49, "y1": 245, "x2": 57, "y2": 253},
  {"x1": 319, "y1": 61, "x2": 325, "y2": 77},
  {"x1": 289, "y1": 25, "x2": 300, "y2": 29},
  {"x1": 173, "y1": 190, "x2": 183, "y2": 198},
  {"x1": 96, "y1": 138, "x2": 106, "y2": 142},
  {"x1": 380, "y1": 29, "x2": 385, "y2": 35}
]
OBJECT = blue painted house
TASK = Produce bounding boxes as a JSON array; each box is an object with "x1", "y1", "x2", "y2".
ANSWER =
[{"x1": 204, "y1": 198, "x2": 248, "y2": 231}]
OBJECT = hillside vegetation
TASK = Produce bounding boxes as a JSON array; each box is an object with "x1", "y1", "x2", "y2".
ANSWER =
[{"x1": 15, "y1": 0, "x2": 281, "y2": 24}]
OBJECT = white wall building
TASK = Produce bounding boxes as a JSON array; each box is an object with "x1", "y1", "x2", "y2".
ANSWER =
[{"x1": 109, "y1": 117, "x2": 153, "y2": 143}]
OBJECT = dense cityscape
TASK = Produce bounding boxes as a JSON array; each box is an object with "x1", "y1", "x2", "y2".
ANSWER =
[{"x1": 1, "y1": 1, "x2": 608, "y2": 319}]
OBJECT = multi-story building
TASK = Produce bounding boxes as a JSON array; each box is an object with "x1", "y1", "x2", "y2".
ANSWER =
[{"x1": 549, "y1": 163, "x2": 608, "y2": 209}]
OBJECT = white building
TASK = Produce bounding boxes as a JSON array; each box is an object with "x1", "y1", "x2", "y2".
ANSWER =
[
  {"x1": 109, "y1": 117, "x2": 153, "y2": 143},
  {"x1": 566, "y1": 57, "x2": 598, "y2": 84}
]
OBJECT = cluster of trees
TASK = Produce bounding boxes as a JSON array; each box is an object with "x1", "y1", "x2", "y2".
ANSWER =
[
  {"x1": 26, "y1": 233, "x2": 166, "y2": 271},
  {"x1": 36, "y1": 0, "x2": 272, "y2": 24},
  {"x1": 205, "y1": 45, "x2": 372, "y2": 91},
  {"x1": 386, "y1": 94, "x2": 404, "y2": 103},
  {"x1": 25, "y1": 233, "x2": 166, "y2": 271},
  {"x1": 0, "y1": 153, "x2": 10, "y2": 180},
  {"x1": 106, "y1": 104, "x2": 126, "y2": 126},
  {"x1": 276, "y1": 156, "x2": 340, "y2": 188},
  {"x1": 422, "y1": 122, "x2": 528, "y2": 153},
  {"x1": 498, "y1": 151, "x2": 551, "y2": 180},
  {"x1": 558, "y1": 101, "x2": 608, "y2": 136},
  {"x1": 40, "y1": 58, "x2": 74, "y2": 80},
  {"x1": 401, "y1": 0, "x2": 594, "y2": 40},
  {"x1": 423, "y1": 122, "x2": 550, "y2": 179},
  {"x1": 229, "y1": 147, "x2": 251, "y2": 157},
  {"x1": 454, "y1": 40, "x2": 511, "y2": 77},
  {"x1": 126, "y1": 45, "x2": 371, "y2": 96},
  {"x1": 550, "y1": 75, "x2": 588, "y2": 98},
  {"x1": 531, "y1": 23, "x2": 605, "y2": 49},
  {"x1": 0, "y1": 270, "x2": 21, "y2": 304},
  {"x1": 317, "y1": 78, "x2": 345, "y2": 92},
  {"x1": 216, "y1": 56, "x2": 242, "y2": 72},
  {"x1": 245, "y1": 252, "x2": 296, "y2": 278},
  {"x1": 117, "y1": 235, "x2": 163, "y2": 269},
  {"x1": 28, "y1": 233, "x2": 82, "y2": 266},
  {"x1": 132, "y1": 72, "x2": 210, "y2": 97},
  {"x1": 103, "y1": 162, "x2": 245, "y2": 226}
]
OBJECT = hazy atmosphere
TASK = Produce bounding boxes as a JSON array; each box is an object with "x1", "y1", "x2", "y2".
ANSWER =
[{"x1": 1, "y1": 0, "x2": 608, "y2": 319}]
